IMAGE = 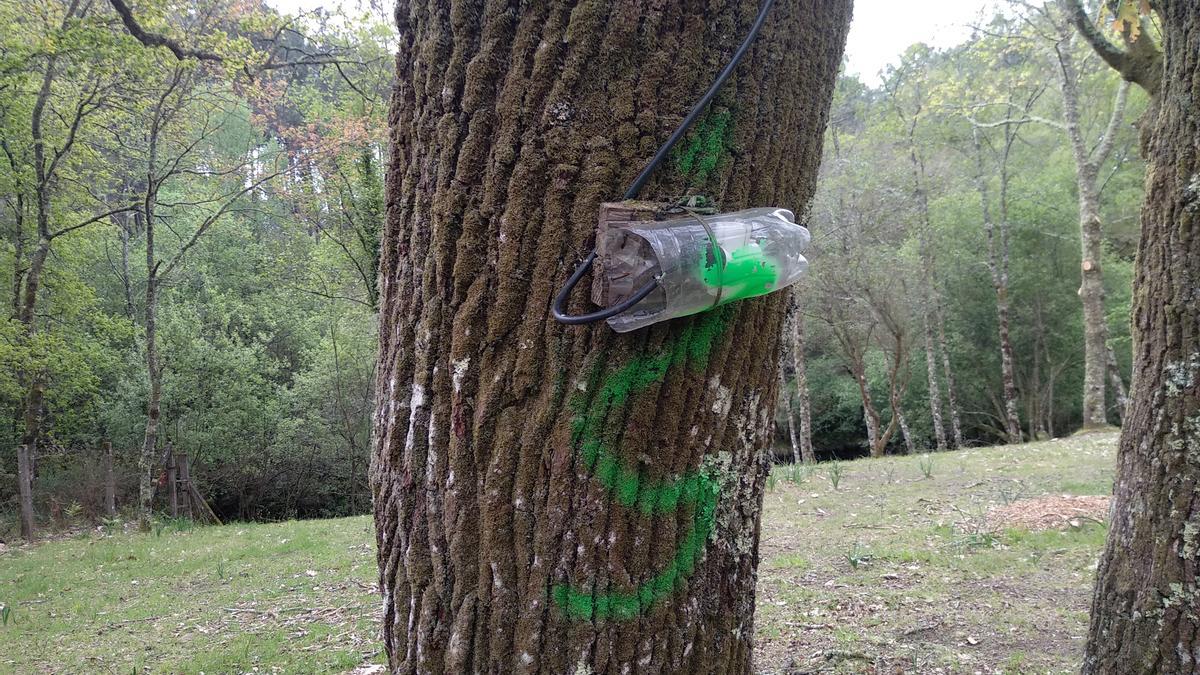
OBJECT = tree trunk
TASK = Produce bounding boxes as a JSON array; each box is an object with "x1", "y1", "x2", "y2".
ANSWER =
[
  {"x1": 167, "y1": 444, "x2": 178, "y2": 517},
  {"x1": 1083, "y1": 2, "x2": 1200, "y2": 670},
  {"x1": 1051, "y1": 18, "x2": 1130, "y2": 430},
  {"x1": 935, "y1": 300, "x2": 964, "y2": 449},
  {"x1": 789, "y1": 293, "x2": 815, "y2": 463},
  {"x1": 972, "y1": 126, "x2": 1021, "y2": 444},
  {"x1": 903, "y1": 106, "x2": 947, "y2": 452},
  {"x1": 895, "y1": 402, "x2": 915, "y2": 455},
  {"x1": 137, "y1": 271, "x2": 160, "y2": 529},
  {"x1": 778, "y1": 368, "x2": 799, "y2": 466},
  {"x1": 14, "y1": 53, "x2": 60, "y2": 543},
  {"x1": 370, "y1": 1, "x2": 851, "y2": 672},
  {"x1": 778, "y1": 305, "x2": 799, "y2": 466},
  {"x1": 853, "y1": 365, "x2": 882, "y2": 457},
  {"x1": 923, "y1": 313, "x2": 947, "y2": 451},
  {"x1": 103, "y1": 440, "x2": 115, "y2": 516},
  {"x1": 1106, "y1": 342, "x2": 1130, "y2": 421}
]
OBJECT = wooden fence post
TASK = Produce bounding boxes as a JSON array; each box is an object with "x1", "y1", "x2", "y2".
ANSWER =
[{"x1": 103, "y1": 440, "x2": 115, "y2": 516}]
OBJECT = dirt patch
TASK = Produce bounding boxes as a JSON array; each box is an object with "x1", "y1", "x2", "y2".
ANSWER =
[{"x1": 986, "y1": 495, "x2": 1110, "y2": 532}]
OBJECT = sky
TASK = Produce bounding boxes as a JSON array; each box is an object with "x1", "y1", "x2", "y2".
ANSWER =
[
  {"x1": 269, "y1": 0, "x2": 997, "y2": 86},
  {"x1": 844, "y1": 0, "x2": 995, "y2": 84}
]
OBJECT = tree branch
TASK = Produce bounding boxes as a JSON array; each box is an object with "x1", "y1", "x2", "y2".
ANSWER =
[
  {"x1": 50, "y1": 204, "x2": 141, "y2": 239},
  {"x1": 108, "y1": 0, "x2": 223, "y2": 62},
  {"x1": 1059, "y1": 0, "x2": 1161, "y2": 96},
  {"x1": 1092, "y1": 80, "x2": 1130, "y2": 166},
  {"x1": 1060, "y1": 0, "x2": 1132, "y2": 76},
  {"x1": 158, "y1": 169, "x2": 287, "y2": 280}
]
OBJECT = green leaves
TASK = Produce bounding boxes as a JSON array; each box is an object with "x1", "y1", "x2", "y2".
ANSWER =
[{"x1": 1101, "y1": 0, "x2": 1152, "y2": 42}]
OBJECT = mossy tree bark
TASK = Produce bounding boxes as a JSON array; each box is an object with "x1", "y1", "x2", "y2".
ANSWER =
[
  {"x1": 1082, "y1": 1, "x2": 1200, "y2": 671},
  {"x1": 370, "y1": 1, "x2": 851, "y2": 672}
]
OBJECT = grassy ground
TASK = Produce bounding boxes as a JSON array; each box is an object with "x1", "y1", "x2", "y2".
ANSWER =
[
  {"x1": 755, "y1": 433, "x2": 1116, "y2": 674},
  {"x1": 0, "y1": 517, "x2": 382, "y2": 673},
  {"x1": 0, "y1": 433, "x2": 1116, "y2": 674}
]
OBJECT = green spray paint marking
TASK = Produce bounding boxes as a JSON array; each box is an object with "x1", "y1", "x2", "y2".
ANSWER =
[
  {"x1": 672, "y1": 109, "x2": 732, "y2": 185},
  {"x1": 552, "y1": 476, "x2": 718, "y2": 621},
  {"x1": 554, "y1": 310, "x2": 731, "y2": 620},
  {"x1": 569, "y1": 310, "x2": 728, "y2": 514}
]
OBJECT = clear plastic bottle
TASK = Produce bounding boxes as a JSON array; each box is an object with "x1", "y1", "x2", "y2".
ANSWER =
[{"x1": 599, "y1": 207, "x2": 811, "y2": 332}]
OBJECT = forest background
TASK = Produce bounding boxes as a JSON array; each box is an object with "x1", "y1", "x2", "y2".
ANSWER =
[{"x1": 0, "y1": 0, "x2": 1146, "y2": 535}]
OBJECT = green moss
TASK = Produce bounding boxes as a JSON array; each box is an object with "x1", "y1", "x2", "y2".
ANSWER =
[{"x1": 672, "y1": 109, "x2": 733, "y2": 185}]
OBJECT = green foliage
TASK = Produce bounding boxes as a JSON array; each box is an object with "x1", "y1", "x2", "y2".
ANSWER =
[
  {"x1": 776, "y1": 10, "x2": 1145, "y2": 456},
  {"x1": 919, "y1": 454, "x2": 934, "y2": 479},
  {"x1": 0, "y1": 0, "x2": 393, "y2": 531},
  {"x1": 826, "y1": 461, "x2": 844, "y2": 490},
  {"x1": 846, "y1": 541, "x2": 871, "y2": 569}
]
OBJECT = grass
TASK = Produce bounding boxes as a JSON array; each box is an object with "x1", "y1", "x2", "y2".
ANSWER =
[
  {"x1": 757, "y1": 432, "x2": 1116, "y2": 673},
  {"x1": 0, "y1": 433, "x2": 1117, "y2": 673},
  {"x1": 0, "y1": 516, "x2": 381, "y2": 673}
]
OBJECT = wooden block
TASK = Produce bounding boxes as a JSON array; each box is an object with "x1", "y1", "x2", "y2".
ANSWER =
[{"x1": 591, "y1": 200, "x2": 686, "y2": 307}]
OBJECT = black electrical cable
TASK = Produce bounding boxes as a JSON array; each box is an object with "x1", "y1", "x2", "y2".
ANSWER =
[{"x1": 552, "y1": 0, "x2": 776, "y2": 326}]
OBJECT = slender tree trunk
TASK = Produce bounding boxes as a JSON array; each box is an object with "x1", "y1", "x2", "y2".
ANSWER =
[
  {"x1": 137, "y1": 91, "x2": 167, "y2": 530},
  {"x1": 778, "y1": 305, "x2": 800, "y2": 465},
  {"x1": 778, "y1": 367, "x2": 800, "y2": 466},
  {"x1": 14, "y1": 45, "x2": 61, "y2": 542},
  {"x1": 895, "y1": 402, "x2": 915, "y2": 455},
  {"x1": 136, "y1": 152, "x2": 161, "y2": 530},
  {"x1": 1051, "y1": 19, "x2": 1130, "y2": 429},
  {"x1": 1083, "y1": 2, "x2": 1200, "y2": 670},
  {"x1": 15, "y1": 0, "x2": 87, "y2": 541},
  {"x1": 1106, "y1": 343, "x2": 1130, "y2": 421},
  {"x1": 853, "y1": 365, "x2": 882, "y2": 457},
  {"x1": 370, "y1": 2, "x2": 851, "y2": 672},
  {"x1": 935, "y1": 300, "x2": 964, "y2": 449},
  {"x1": 789, "y1": 295, "x2": 815, "y2": 463},
  {"x1": 103, "y1": 439, "x2": 115, "y2": 516},
  {"x1": 137, "y1": 258, "x2": 160, "y2": 529},
  {"x1": 923, "y1": 313, "x2": 947, "y2": 451},
  {"x1": 972, "y1": 127, "x2": 1022, "y2": 443},
  {"x1": 1077, "y1": 177, "x2": 1113, "y2": 429},
  {"x1": 902, "y1": 107, "x2": 947, "y2": 452}
]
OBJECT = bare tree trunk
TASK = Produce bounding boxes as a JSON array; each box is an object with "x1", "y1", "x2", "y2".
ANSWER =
[
  {"x1": 167, "y1": 444, "x2": 178, "y2": 517},
  {"x1": 778, "y1": 305, "x2": 799, "y2": 465},
  {"x1": 895, "y1": 401, "x2": 916, "y2": 455},
  {"x1": 853, "y1": 365, "x2": 882, "y2": 457},
  {"x1": 923, "y1": 313, "x2": 947, "y2": 450},
  {"x1": 137, "y1": 255, "x2": 160, "y2": 529},
  {"x1": 1083, "y1": 2, "x2": 1199, "y2": 670},
  {"x1": 900, "y1": 101, "x2": 947, "y2": 452},
  {"x1": 14, "y1": 36, "x2": 63, "y2": 543},
  {"x1": 135, "y1": 144, "x2": 161, "y2": 530},
  {"x1": 789, "y1": 295, "x2": 815, "y2": 463},
  {"x1": 935, "y1": 301, "x2": 964, "y2": 449},
  {"x1": 15, "y1": 0, "x2": 99, "y2": 540},
  {"x1": 1050, "y1": 13, "x2": 1131, "y2": 429},
  {"x1": 370, "y1": 2, "x2": 851, "y2": 672},
  {"x1": 972, "y1": 126, "x2": 1022, "y2": 444},
  {"x1": 778, "y1": 367, "x2": 800, "y2": 465},
  {"x1": 103, "y1": 440, "x2": 115, "y2": 516},
  {"x1": 1106, "y1": 343, "x2": 1130, "y2": 422}
]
